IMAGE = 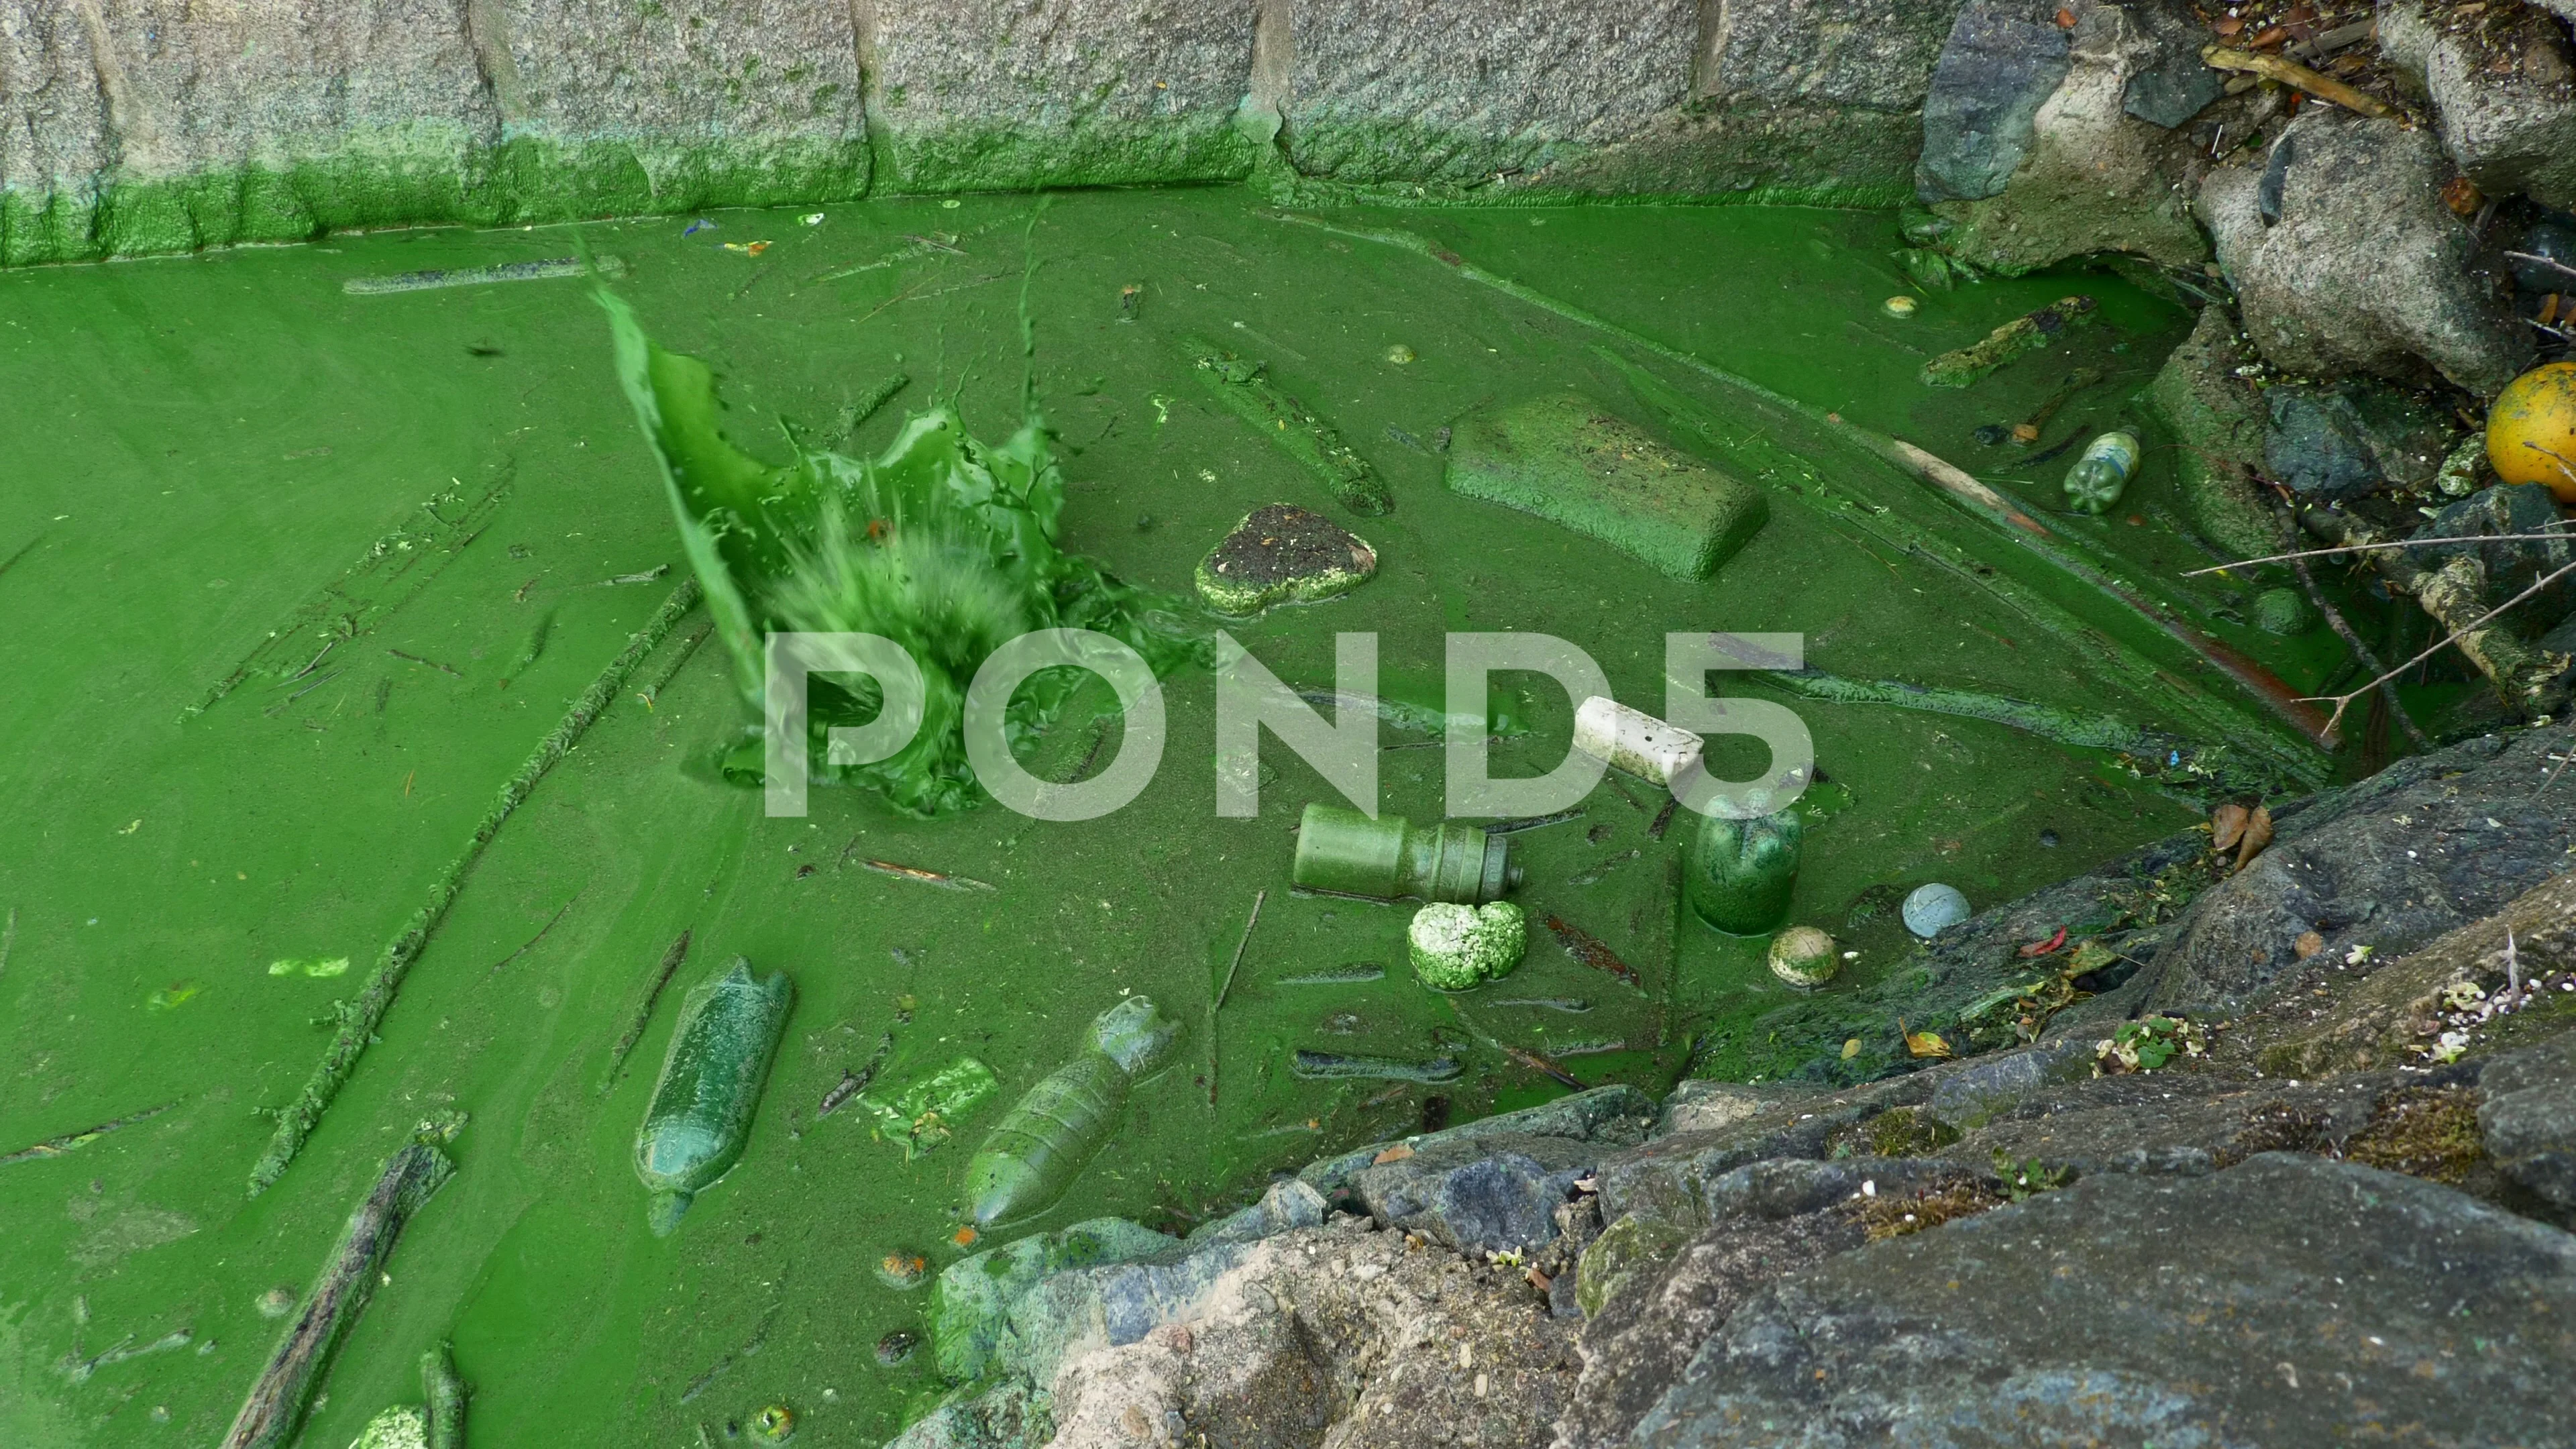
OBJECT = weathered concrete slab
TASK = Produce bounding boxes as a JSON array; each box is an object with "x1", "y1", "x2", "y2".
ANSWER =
[{"x1": 863, "y1": 0, "x2": 1260, "y2": 193}]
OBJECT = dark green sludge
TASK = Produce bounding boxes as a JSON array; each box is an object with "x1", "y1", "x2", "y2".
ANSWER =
[{"x1": 634, "y1": 959, "x2": 792, "y2": 1235}]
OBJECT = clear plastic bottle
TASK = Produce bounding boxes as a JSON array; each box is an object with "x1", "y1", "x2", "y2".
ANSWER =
[{"x1": 2061, "y1": 431, "x2": 2141, "y2": 515}]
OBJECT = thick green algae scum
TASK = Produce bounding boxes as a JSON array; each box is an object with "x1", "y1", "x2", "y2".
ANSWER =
[{"x1": 0, "y1": 192, "x2": 2355, "y2": 1445}]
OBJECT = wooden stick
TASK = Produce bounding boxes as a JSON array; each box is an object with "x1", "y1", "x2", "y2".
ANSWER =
[
  {"x1": 2202, "y1": 45, "x2": 2397, "y2": 118},
  {"x1": 2306, "y1": 557, "x2": 2576, "y2": 733},
  {"x1": 221, "y1": 1141, "x2": 455, "y2": 1449}
]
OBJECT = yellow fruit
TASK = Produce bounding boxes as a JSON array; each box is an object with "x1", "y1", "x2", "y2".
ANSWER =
[{"x1": 2485, "y1": 361, "x2": 2576, "y2": 502}]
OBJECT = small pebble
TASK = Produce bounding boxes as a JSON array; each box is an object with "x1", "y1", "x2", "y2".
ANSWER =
[
  {"x1": 875, "y1": 1330, "x2": 920, "y2": 1367},
  {"x1": 2038, "y1": 828, "x2": 2061, "y2": 847},
  {"x1": 1385, "y1": 343, "x2": 1417, "y2": 364},
  {"x1": 1882, "y1": 296, "x2": 1919, "y2": 319}
]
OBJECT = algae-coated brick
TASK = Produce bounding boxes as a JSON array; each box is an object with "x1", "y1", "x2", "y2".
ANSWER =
[{"x1": 1444, "y1": 394, "x2": 1768, "y2": 580}]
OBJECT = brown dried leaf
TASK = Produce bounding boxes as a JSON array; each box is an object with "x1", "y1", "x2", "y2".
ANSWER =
[
  {"x1": 1904, "y1": 1029, "x2": 1955, "y2": 1060},
  {"x1": 2235, "y1": 805, "x2": 2275, "y2": 870},
  {"x1": 1372, "y1": 1143, "x2": 1415, "y2": 1165},
  {"x1": 2295, "y1": 930, "x2": 2326, "y2": 960},
  {"x1": 2210, "y1": 802, "x2": 2250, "y2": 853}
]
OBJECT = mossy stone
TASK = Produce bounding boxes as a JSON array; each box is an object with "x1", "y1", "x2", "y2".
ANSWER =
[
  {"x1": 2251, "y1": 586, "x2": 2318, "y2": 637},
  {"x1": 1193, "y1": 504, "x2": 1378, "y2": 615},
  {"x1": 1446, "y1": 394, "x2": 1768, "y2": 580}
]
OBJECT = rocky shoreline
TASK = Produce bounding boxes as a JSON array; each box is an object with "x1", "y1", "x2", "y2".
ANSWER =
[{"x1": 892, "y1": 726, "x2": 2576, "y2": 1447}]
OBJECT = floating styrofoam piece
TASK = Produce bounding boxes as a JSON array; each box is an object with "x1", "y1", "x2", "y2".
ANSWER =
[{"x1": 1573, "y1": 696, "x2": 1704, "y2": 789}]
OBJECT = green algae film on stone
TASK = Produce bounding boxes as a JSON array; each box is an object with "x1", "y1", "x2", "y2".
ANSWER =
[
  {"x1": 1446, "y1": 394, "x2": 1768, "y2": 580},
  {"x1": 963, "y1": 997, "x2": 1181, "y2": 1228},
  {"x1": 634, "y1": 959, "x2": 792, "y2": 1235},
  {"x1": 1193, "y1": 504, "x2": 1378, "y2": 615},
  {"x1": 602, "y1": 289, "x2": 1201, "y2": 816}
]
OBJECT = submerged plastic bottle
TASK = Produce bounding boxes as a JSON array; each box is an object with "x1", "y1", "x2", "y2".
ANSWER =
[
  {"x1": 1684, "y1": 806, "x2": 1803, "y2": 935},
  {"x1": 2061, "y1": 431, "x2": 2141, "y2": 515},
  {"x1": 963, "y1": 996, "x2": 1181, "y2": 1227},
  {"x1": 634, "y1": 959, "x2": 792, "y2": 1235},
  {"x1": 1291, "y1": 804, "x2": 1521, "y2": 904}
]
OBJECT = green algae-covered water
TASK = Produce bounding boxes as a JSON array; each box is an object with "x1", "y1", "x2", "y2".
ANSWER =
[{"x1": 0, "y1": 191, "x2": 2353, "y2": 1446}]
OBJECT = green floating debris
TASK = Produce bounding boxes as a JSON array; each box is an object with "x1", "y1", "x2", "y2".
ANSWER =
[
  {"x1": 343, "y1": 256, "x2": 622, "y2": 296},
  {"x1": 347, "y1": 1407, "x2": 429, "y2": 1449},
  {"x1": 423, "y1": 1341, "x2": 466, "y2": 1449},
  {"x1": 1293, "y1": 676, "x2": 1527, "y2": 739},
  {"x1": 1289, "y1": 1049, "x2": 1462, "y2": 1084},
  {"x1": 851, "y1": 1055, "x2": 1000, "y2": 1161},
  {"x1": 1409, "y1": 900, "x2": 1527, "y2": 991},
  {"x1": 604, "y1": 290, "x2": 1200, "y2": 817},
  {"x1": 1276, "y1": 964, "x2": 1387, "y2": 985},
  {"x1": 1185, "y1": 341, "x2": 1393, "y2": 515},
  {"x1": 266, "y1": 957, "x2": 349, "y2": 979},
  {"x1": 1195, "y1": 503, "x2": 1378, "y2": 615},
  {"x1": 1919, "y1": 296, "x2": 2098, "y2": 388},
  {"x1": 634, "y1": 959, "x2": 792, "y2": 1236},
  {"x1": 1446, "y1": 392, "x2": 1769, "y2": 580},
  {"x1": 963, "y1": 997, "x2": 1180, "y2": 1227}
]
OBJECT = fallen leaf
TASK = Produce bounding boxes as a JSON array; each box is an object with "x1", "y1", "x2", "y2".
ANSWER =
[
  {"x1": 1841, "y1": 1038, "x2": 1863, "y2": 1060},
  {"x1": 2210, "y1": 802, "x2": 2250, "y2": 853},
  {"x1": 2235, "y1": 805, "x2": 2274, "y2": 870},
  {"x1": 2019, "y1": 926, "x2": 2069, "y2": 958},
  {"x1": 951, "y1": 1225, "x2": 978, "y2": 1248},
  {"x1": 1904, "y1": 1029, "x2": 1954, "y2": 1060},
  {"x1": 2294, "y1": 930, "x2": 2325, "y2": 960},
  {"x1": 1372, "y1": 1143, "x2": 1415, "y2": 1165}
]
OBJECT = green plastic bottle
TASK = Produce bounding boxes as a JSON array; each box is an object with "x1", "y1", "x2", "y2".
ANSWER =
[
  {"x1": 963, "y1": 996, "x2": 1181, "y2": 1227},
  {"x1": 1684, "y1": 806, "x2": 1803, "y2": 935},
  {"x1": 1291, "y1": 804, "x2": 1520, "y2": 903},
  {"x1": 2061, "y1": 431, "x2": 2141, "y2": 515},
  {"x1": 634, "y1": 959, "x2": 792, "y2": 1235}
]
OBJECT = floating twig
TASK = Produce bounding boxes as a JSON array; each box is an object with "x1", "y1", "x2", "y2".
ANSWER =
[
  {"x1": 638, "y1": 621, "x2": 713, "y2": 708},
  {"x1": 602, "y1": 564, "x2": 670, "y2": 586},
  {"x1": 856, "y1": 859, "x2": 996, "y2": 892},
  {"x1": 250, "y1": 582, "x2": 701, "y2": 1193},
  {"x1": 486, "y1": 894, "x2": 580, "y2": 975},
  {"x1": 187, "y1": 476, "x2": 510, "y2": 720},
  {"x1": 500, "y1": 607, "x2": 555, "y2": 689},
  {"x1": 61, "y1": 1328, "x2": 193, "y2": 1384},
  {"x1": 388, "y1": 648, "x2": 464, "y2": 678},
  {"x1": 819, "y1": 1032, "x2": 896, "y2": 1118},
  {"x1": 1, "y1": 905, "x2": 15, "y2": 977},
  {"x1": 1542, "y1": 914, "x2": 1642, "y2": 988},
  {"x1": 1214, "y1": 890, "x2": 1266, "y2": 1014},
  {"x1": 3, "y1": 1101, "x2": 176, "y2": 1167},
  {"x1": 2182, "y1": 529, "x2": 2576, "y2": 578},
  {"x1": 1485, "y1": 808, "x2": 1585, "y2": 836},
  {"x1": 1648, "y1": 796, "x2": 1680, "y2": 841},
  {"x1": 2273, "y1": 500, "x2": 2429, "y2": 751},
  {"x1": 2306, "y1": 556, "x2": 2576, "y2": 735},
  {"x1": 221, "y1": 1139, "x2": 455, "y2": 1449},
  {"x1": 602, "y1": 929, "x2": 693, "y2": 1090},
  {"x1": 0, "y1": 533, "x2": 45, "y2": 583},
  {"x1": 1210, "y1": 890, "x2": 1267, "y2": 1108},
  {"x1": 1276, "y1": 964, "x2": 1386, "y2": 985}
]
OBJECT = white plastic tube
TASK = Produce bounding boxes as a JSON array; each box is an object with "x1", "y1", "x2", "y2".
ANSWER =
[{"x1": 1572, "y1": 696, "x2": 1704, "y2": 790}]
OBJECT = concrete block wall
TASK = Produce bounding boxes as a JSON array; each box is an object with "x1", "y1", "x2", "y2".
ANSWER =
[{"x1": 0, "y1": 0, "x2": 1970, "y2": 264}]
